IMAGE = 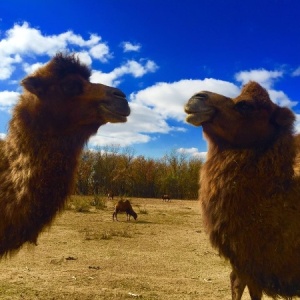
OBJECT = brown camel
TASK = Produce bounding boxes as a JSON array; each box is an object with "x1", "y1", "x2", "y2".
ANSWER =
[
  {"x1": 0, "y1": 53, "x2": 130, "y2": 257},
  {"x1": 112, "y1": 200, "x2": 137, "y2": 221},
  {"x1": 162, "y1": 194, "x2": 171, "y2": 201},
  {"x1": 185, "y1": 81, "x2": 300, "y2": 299}
]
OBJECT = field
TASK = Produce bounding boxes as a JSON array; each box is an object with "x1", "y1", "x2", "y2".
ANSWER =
[{"x1": 0, "y1": 197, "x2": 280, "y2": 299}]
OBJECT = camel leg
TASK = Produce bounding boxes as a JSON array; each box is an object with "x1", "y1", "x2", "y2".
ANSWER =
[
  {"x1": 230, "y1": 270, "x2": 262, "y2": 300},
  {"x1": 247, "y1": 282, "x2": 262, "y2": 300},
  {"x1": 230, "y1": 270, "x2": 246, "y2": 300},
  {"x1": 112, "y1": 212, "x2": 118, "y2": 221}
]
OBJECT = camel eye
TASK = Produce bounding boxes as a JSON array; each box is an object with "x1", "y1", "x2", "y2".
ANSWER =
[
  {"x1": 61, "y1": 79, "x2": 83, "y2": 96},
  {"x1": 235, "y1": 101, "x2": 255, "y2": 114}
]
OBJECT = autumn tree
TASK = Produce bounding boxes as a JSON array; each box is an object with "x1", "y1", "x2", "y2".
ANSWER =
[{"x1": 76, "y1": 146, "x2": 202, "y2": 199}]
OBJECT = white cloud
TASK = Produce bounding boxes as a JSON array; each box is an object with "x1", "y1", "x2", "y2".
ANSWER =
[
  {"x1": 90, "y1": 70, "x2": 120, "y2": 87},
  {"x1": 1, "y1": 22, "x2": 298, "y2": 151},
  {"x1": 268, "y1": 89, "x2": 297, "y2": 108},
  {"x1": 0, "y1": 54, "x2": 22, "y2": 80},
  {"x1": 235, "y1": 69, "x2": 283, "y2": 89},
  {"x1": 292, "y1": 67, "x2": 300, "y2": 77},
  {"x1": 0, "y1": 133, "x2": 6, "y2": 140},
  {"x1": 177, "y1": 147, "x2": 207, "y2": 161},
  {"x1": 75, "y1": 51, "x2": 92, "y2": 66},
  {"x1": 122, "y1": 42, "x2": 141, "y2": 52},
  {"x1": 89, "y1": 131, "x2": 150, "y2": 147},
  {"x1": 126, "y1": 60, "x2": 157, "y2": 77},
  {"x1": 23, "y1": 62, "x2": 45, "y2": 74},
  {"x1": 87, "y1": 78, "x2": 240, "y2": 148},
  {"x1": 90, "y1": 59, "x2": 158, "y2": 86},
  {"x1": 0, "y1": 91, "x2": 19, "y2": 111},
  {"x1": 89, "y1": 43, "x2": 111, "y2": 62},
  {"x1": 130, "y1": 78, "x2": 239, "y2": 122},
  {"x1": 234, "y1": 68, "x2": 297, "y2": 108},
  {"x1": 88, "y1": 101, "x2": 174, "y2": 147},
  {"x1": 295, "y1": 114, "x2": 300, "y2": 132},
  {"x1": 0, "y1": 22, "x2": 111, "y2": 80}
]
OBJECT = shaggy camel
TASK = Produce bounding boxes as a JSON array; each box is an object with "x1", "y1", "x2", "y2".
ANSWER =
[
  {"x1": 0, "y1": 53, "x2": 130, "y2": 257},
  {"x1": 185, "y1": 81, "x2": 300, "y2": 299},
  {"x1": 113, "y1": 200, "x2": 137, "y2": 221}
]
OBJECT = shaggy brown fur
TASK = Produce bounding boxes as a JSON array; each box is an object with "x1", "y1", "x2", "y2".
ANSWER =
[
  {"x1": 0, "y1": 53, "x2": 130, "y2": 257},
  {"x1": 185, "y1": 81, "x2": 300, "y2": 300},
  {"x1": 113, "y1": 200, "x2": 137, "y2": 221}
]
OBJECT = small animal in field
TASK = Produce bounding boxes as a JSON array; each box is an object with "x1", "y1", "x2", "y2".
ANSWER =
[
  {"x1": 185, "y1": 81, "x2": 300, "y2": 300},
  {"x1": 112, "y1": 200, "x2": 137, "y2": 221},
  {"x1": 162, "y1": 194, "x2": 171, "y2": 201},
  {"x1": 107, "y1": 192, "x2": 114, "y2": 200},
  {"x1": 0, "y1": 53, "x2": 130, "y2": 257}
]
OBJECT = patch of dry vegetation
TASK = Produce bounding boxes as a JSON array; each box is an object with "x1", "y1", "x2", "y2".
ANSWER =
[{"x1": 0, "y1": 198, "x2": 284, "y2": 299}]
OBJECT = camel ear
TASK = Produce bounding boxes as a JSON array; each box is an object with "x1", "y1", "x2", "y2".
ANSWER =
[
  {"x1": 272, "y1": 107, "x2": 295, "y2": 129},
  {"x1": 21, "y1": 76, "x2": 48, "y2": 96}
]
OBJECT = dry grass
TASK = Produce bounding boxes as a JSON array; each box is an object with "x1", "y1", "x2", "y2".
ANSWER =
[{"x1": 0, "y1": 197, "x2": 290, "y2": 299}]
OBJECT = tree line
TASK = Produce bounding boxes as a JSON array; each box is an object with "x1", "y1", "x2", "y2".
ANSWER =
[{"x1": 75, "y1": 146, "x2": 203, "y2": 200}]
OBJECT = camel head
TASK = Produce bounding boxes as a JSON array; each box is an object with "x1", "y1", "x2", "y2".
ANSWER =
[
  {"x1": 184, "y1": 81, "x2": 295, "y2": 149},
  {"x1": 20, "y1": 53, "x2": 130, "y2": 135}
]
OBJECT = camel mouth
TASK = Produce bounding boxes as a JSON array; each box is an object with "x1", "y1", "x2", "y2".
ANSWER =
[
  {"x1": 185, "y1": 111, "x2": 214, "y2": 126},
  {"x1": 100, "y1": 102, "x2": 131, "y2": 123},
  {"x1": 184, "y1": 100, "x2": 215, "y2": 127}
]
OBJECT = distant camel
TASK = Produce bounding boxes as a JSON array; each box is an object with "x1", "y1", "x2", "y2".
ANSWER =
[
  {"x1": 162, "y1": 194, "x2": 171, "y2": 201},
  {"x1": 113, "y1": 200, "x2": 137, "y2": 221},
  {"x1": 107, "y1": 192, "x2": 114, "y2": 200},
  {"x1": 0, "y1": 53, "x2": 130, "y2": 257},
  {"x1": 185, "y1": 81, "x2": 300, "y2": 299}
]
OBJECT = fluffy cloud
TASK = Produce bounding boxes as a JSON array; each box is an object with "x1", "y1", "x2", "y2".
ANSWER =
[
  {"x1": 90, "y1": 59, "x2": 158, "y2": 86},
  {"x1": 82, "y1": 72, "x2": 300, "y2": 149},
  {"x1": 0, "y1": 22, "x2": 298, "y2": 152},
  {"x1": 235, "y1": 69, "x2": 283, "y2": 89},
  {"x1": 122, "y1": 42, "x2": 141, "y2": 52},
  {"x1": 268, "y1": 90, "x2": 297, "y2": 108},
  {"x1": 130, "y1": 78, "x2": 239, "y2": 122},
  {"x1": 88, "y1": 101, "x2": 174, "y2": 148},
  {"x1": 23, "y1": 62, "x2": 45, "y2": 74},
  {"x1": 0, "y1": 91, "x2": 19, "y2": 111},
  {"x1": 235, "y1": 69, "x2": 296, "y2": 108},
  {"x1": 89, "y1": 128, "x2": 151, "y2": 147},
  {"x1": 87, "y1": 78, "x2": 240, "y2": 148},
  {"x1": 0, "y1": 22, "x2": 111, "y2": 80},
  {"x1": 177, "y1": 147, "x2": 207, "y2": 161},
  {"x1": 89, "y1": 43, "x2": 111, "y2": 62}
]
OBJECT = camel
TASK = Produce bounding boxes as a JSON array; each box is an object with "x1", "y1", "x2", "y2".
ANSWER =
[
  {"x1": 184, "y1": 81, "x2": 300, "y2": 299},
  {"x1": 112, "y1": 200, "x2": 137, "y2": 221},
  {"x1": 162, "y1": 194, "x2": 171, "y2": 201},
  {"x1": 0, "y1": 53, "x2": 130, "y2": 257}
]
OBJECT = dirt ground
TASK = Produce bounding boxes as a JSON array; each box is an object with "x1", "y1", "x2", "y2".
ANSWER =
[{"x1": 0, "y1": 197, "x2": 291, "y2": 299}]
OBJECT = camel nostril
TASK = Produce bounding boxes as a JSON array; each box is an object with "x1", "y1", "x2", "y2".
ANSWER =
[
  {"x1": 195, "y1": 92, "x2": 208, "y2": 99},
  {"x1": 112, "y1": 89, "x2": 126, "y2": 98}
]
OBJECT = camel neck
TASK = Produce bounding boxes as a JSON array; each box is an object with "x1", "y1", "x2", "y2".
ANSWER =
[{"x1": 205, "y1": 133, "x2": 295, "y2": 186}]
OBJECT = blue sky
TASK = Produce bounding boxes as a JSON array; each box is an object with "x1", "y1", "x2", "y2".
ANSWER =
[{"x1": 0, "y1": 0, "x2": 299, "y2": 159}]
